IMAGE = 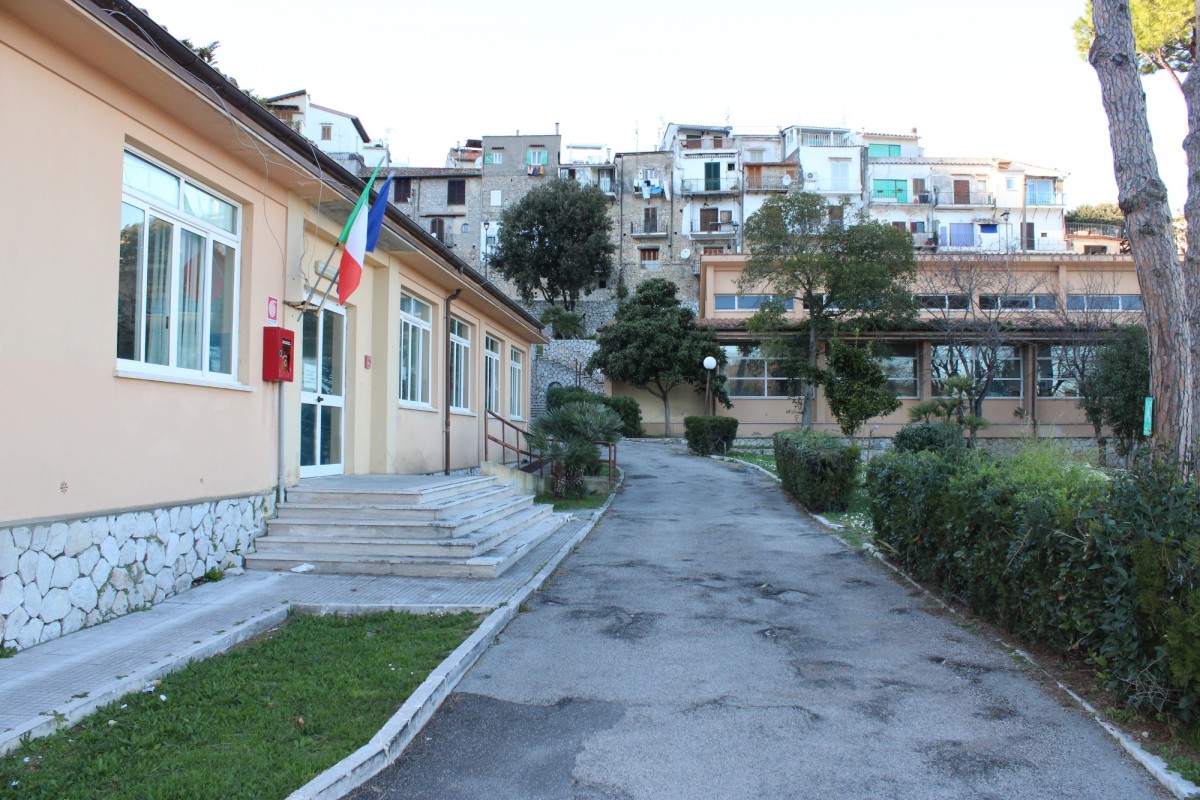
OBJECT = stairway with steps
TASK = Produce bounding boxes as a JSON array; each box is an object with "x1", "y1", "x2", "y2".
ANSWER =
[{"x1": 245, "y1": 475, "x2": 568, "y2": 579}]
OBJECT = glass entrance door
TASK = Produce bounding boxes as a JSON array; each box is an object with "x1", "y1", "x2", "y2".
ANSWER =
[{"x1": 299, "y1": 306, "x2": 345, "y2": 477}]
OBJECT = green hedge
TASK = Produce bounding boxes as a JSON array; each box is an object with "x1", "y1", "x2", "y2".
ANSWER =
[
  {"x1": 684, "y1": 416, "x2": 738, "y2": 456},
  {"x1": 546, "y1": 386, "x2": 642, "y2": 438},
  {"x1": 865, "y1": 443, "x2": 1200, "y2": 725},
  {"x1": 891, "y1": 422, "x2": 964, "y2": 454},
  {"x1": 773, "y1": 429, "x2": 860, "y2": 513}
]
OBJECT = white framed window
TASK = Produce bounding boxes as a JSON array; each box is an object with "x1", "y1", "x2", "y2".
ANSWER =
[
  {"x1": 509, "y1": 348, "x2": 524, "y2": 419},
  {"x1": 400, "y1": 291, "x2": 433, "y2": 405},
  {"x1": 1037, "y1": 343, "x2": 1092, "y2": 398},
  {"x1": 880, "y1": 342, "x2": 920, "y2": 398},
  {"x1": 525, "y1": 148, "x2": 548, "y2": 166},
  {"x1": 931, "y1": 344, "x2": 1022, "y2": 398},
  {"x1": 320, "y1": 124, "x2": 333, "y2": 141},
  {"x1": 484, "y1": 336, "x2": 501, "y2": 413},
  {"x1": 449, "y1": 317, "x2": 471, "y2": 411},
  {"x1": 722, "y1": 346, "x2": 790, "y2": 398},
  {"x1": 1066, "y1": 294, "x2": 1142, "y2": 312},
  {"x1": 713, "y1": 294, "x2": 795, "y2": 311},
  {"x1": 118, "y1": 150, "x2": 241, "y2": 380}
]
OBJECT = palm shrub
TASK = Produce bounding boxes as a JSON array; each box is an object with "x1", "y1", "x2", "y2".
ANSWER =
[{"x1": 525, "y1": 402, "x2": 623, "y2": 498}]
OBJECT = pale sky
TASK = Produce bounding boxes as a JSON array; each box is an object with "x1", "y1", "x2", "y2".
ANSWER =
[{"x1": 142, "y1": 0, "x2": 1189, "y2": 210}]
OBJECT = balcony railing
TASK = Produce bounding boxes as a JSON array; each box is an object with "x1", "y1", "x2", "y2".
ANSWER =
[
  {"x1": 1026, "y1": 237, "x2": 1071, "y2": 252},
  {"x1": 630, "y1": 221, "x2": 669, "y2": 236},
  {"x1": 1067, "y1": 221, "x2": 1124, "y2": 238},
  {"x1": 911, "y1": 232, "x2": 937, "y2": 248},
  {"x1": 681, "y1": 178, "x2": 740, "y2": 195},
  {"x1": 681, "y1": 137, "x2": 734, "y2": 151},
  {"x1": 1026, "y1": 191, "x2": 1066, "y2": 206},
  {"x1": 808, "y1": 179, "x2": 859, "y2": 193},
  {"x1": 938, "y1": 191, "x2": 995, "y2": 207},
  {"x1": 745, "y1": 175, "x2": 792, "y2": 191},
  {"x1": 689, "y1": 220, "x2": 738, "y2": 236}
]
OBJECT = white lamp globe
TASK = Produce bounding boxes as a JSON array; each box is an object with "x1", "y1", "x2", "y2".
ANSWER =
[{"x1": 703, "y1": 356, "x2": 717, "y2": 370}]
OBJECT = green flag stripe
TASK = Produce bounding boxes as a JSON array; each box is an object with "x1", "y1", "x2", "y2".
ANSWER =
[{"x1": 338, "y1": 162, "x2": 385, "y2": 244}]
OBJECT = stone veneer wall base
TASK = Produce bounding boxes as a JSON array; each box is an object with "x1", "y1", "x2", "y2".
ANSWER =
[{"x1": 0, "y1": 493, "x2": 275, "y2": 652}]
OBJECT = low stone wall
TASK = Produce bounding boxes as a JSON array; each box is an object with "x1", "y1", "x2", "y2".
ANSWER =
[{"x1": 0, "y1": 493, "x2": 274, "y2": 652}]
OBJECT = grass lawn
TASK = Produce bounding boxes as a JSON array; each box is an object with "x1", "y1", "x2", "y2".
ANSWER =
[
  {"x1": 0, "y1": 611, "x2": 479, "y2": 800},
  {"x1": 817, "y1": 483, "x2": 873, "y2": 548},
  {"x1": 723, "y1": 449, "x2": 778, "y2": 476},
  {"x1": 535, "y1": 492, "x2": 607, "y2": 512}
]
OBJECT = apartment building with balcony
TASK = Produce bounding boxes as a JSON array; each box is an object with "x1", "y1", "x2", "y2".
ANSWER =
[
  {"x1": 866, "y1": 143, "x2": 1069, "y2": 255},
  {"x1": 661, "y1": 123, "x2": 744, "y2": 263},
  {"x1": 612, "y1": 150, "x2": 684, "y2": 297}
]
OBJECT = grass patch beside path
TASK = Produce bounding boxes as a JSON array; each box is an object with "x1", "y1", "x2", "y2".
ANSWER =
[
  {"x1": 535, "y1": 492, "x2": 607, "y2": 512},
  {"x1": 0, "y1": 611, "x2": 479, "y2": 800},
  {"x1": 723, "y1": 449, "x2": 778, "y2": 476},
  {"x1": 812, "y1": 483, "x2": 873, "y2": 549}
]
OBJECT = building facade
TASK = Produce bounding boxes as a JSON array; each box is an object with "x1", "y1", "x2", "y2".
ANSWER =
[
  {"x1": 0, "y1": 0, "x2": 544, "y2": 650},
  {"x1": 608, "y1": 251, "x2": 1140, "y2": 439}
]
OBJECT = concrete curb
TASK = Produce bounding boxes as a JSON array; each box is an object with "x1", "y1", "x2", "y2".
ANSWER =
[
  {"x1": 709, "y1": 454, "x2": 781, "y2": 484},
  {"x1": 805, "y1": 515, "x2": 1200, "y2": 800},
  {"x1": 0, "y1": 588, "x2": 290, "y2": 757},
  {"x1": 284, "y1": 479, "x2": 622, "y2": 800}
]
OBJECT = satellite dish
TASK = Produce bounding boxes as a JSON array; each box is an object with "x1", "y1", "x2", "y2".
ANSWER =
[
  {"x1": 781, "y1": 174, "x2": 792, "y2": 187},
  {"x1": 680, "y1": 248, "x2": 692, "y2": 260}
]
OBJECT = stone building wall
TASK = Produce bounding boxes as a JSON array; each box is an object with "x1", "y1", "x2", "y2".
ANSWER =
[
  {"x1": 531, "y1": 339, "x2": 605, "y2": 419},
  {"x1": 0, "y1": 493, "x2": 274, "y2": 652}
]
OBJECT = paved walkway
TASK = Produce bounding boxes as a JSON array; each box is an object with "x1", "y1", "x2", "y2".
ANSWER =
[
  {"x1": 0, "y1": 514, "x2": 589, "y2": 755},
  {"x1": 348, "y1": 441, "x2": 1167, "y2": 800}
]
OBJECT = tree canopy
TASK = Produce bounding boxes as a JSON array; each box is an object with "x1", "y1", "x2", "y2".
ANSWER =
[
  {"x1": 1080, "y1": 326, "x2": 1150, "y2": 458},
  {"x1": 739, "y1": 192, "x2": 916, "y2": 425},
  {"x1": 822, "y1": 342, "x2": 902, "y2": 439},
  {"x1": 587, "y1": 278, "x2": 726, "y2": 437},
  {"x1": 1074, "y1": 0, "x2": 1196, "y2": 91},
  {"x1": 1065, "y1": 202, "x2": 1125, "y2": 225},
  {"x1": 489, "y1": 179, "x2": 615, "y2": 311}
]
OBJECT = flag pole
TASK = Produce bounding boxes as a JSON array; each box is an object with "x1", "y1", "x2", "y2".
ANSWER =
[{"x1": 306, "y1": 162, "x2": 385, "y2": 315}]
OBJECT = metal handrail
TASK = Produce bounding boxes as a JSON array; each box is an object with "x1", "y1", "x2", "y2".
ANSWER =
[{"x1": 485, "y1": 409, "x2": 544, "y2": 473}]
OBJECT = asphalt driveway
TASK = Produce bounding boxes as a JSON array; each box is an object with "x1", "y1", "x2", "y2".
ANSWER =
[{"x1": 348, "y1": 440, "x2": 1165, "y2": 799}]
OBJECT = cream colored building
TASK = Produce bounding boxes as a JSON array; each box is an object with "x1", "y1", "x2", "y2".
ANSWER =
[
  {"x1": 613, "y1": 252, "x2": 1141, "y2": 440},
  {"x1": 0, "y1": 0, "x2": 544, "y2": 650}
]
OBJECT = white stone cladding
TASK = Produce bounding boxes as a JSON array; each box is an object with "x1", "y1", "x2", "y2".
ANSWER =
[{"x1": 0, "y1": 493, "x2": 274, "y2": 652}]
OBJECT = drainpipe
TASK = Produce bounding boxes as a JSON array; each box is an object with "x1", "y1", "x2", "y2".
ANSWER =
[{"x1": 444, "y1": 288, "x2": 463, "y2": 475}]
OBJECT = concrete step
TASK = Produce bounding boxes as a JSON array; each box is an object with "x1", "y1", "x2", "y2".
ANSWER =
[
  {"x1": 285, "y1": 475, "x2": 496, "y2": 506},
  {"x1": 245, "y1": 513, "x2": 569, "y2": 579},
  {"x1": 253, "y1": 505, "x2": 553, "y2": 559},
  {"x1": 264, "y1": 494, "x2": 535, "y2": 540},
  {"x1": 274, "y1": 484, "x2": 517, "y2": 522}
]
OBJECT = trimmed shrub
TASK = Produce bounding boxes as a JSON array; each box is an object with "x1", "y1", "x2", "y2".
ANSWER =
[
  {"x1": 891, "y1": 422, "x2": 964, "y2": 454},
  {"x1": 545, "y1": 386, "x2": 642, "y2": 438},
  {"x1": 604, "y1": 395, "x2": 643, "y2": 439},
  {"x1": 773, "y1": 429, "x2": 860, "y2": 513},
  {"x1": 546, "y1": 386, "x2": 604, "y2": 410},
  {"x1": 865, "y1": 440, "x2": 1200, "y2": 726},
  {"x1": 684, "y1": 416, "x2": 739, "y2": 456}
]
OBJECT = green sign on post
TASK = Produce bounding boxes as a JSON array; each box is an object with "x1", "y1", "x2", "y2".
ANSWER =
[{"x1": 1143, "y1": 396, "x2": 1154, "y2": 437}]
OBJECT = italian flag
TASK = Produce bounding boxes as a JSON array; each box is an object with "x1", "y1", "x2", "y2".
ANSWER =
[{"x1": 336, "y1": 164, "x2": 389, "y2": 305}]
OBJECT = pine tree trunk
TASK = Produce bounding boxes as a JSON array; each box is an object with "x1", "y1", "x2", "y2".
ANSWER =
[{"x1": 1090, "y1": 0, "x2": 1198, "y2": 466}]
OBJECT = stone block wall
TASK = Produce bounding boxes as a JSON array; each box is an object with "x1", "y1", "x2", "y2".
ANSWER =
[
  {"x1": 531, "y1": 339, "x2": 605, "y2": 419},
  {"x1": 0, "y1": 493, "x2": 274, "y2": 652}
]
